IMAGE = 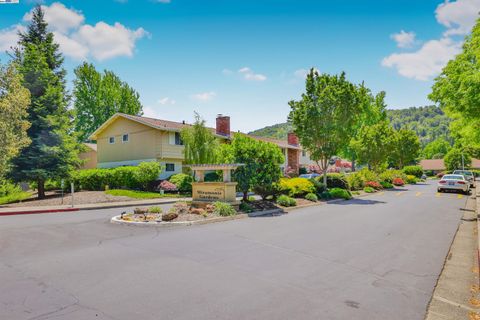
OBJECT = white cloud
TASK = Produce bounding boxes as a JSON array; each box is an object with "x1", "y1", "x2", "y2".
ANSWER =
[
  {"x1": 382, "y1": 0, "x2": 479, "y2": 80},
  {"x1": 158, "y1": 97, "x2": 176, "y2": 105},
  {"x1": 238, "y1": 67, "x2": 267, "y2": 81},
  {"x1": 382, "y1": 37, "x2": 461, "y2": 81},
  {"x1": 0, "y1": 2, "x2": 148, "y2": 61},
  {"x1": 293, "y1": 68, "x2": 319, "y2": 79},
  {"x1": 143, "y1": 106, "x2": 160, "y2": 118},
  {"x1": 391, "y1": 30, "x2": 416, "y2": 48},
  {"x1": 24, "y1": 2, "x2": 84, "y2": 33},
  {"x1": 436, "y1": 0, "x2": 480, "y2": 36},
  {"x1": 192, "y1": 91, "x2": 216, "y2": 101},
  {"x1": 74, "y1": 22, "x2": 148, "y2": 61},
  {"x1": 0, "y1": 25, "x2": 25, "y2": 52},
  {"x1": 222, "y1": 68, "x2": 233, "y2": 75}
]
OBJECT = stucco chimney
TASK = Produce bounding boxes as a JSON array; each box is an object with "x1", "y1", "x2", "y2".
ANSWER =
[
  {"x1": 287, "y1": 132, "x2": 299, "y2": 146},
  {"x1": 216, "y1": 114, "x2": 230, "y2": 137}
]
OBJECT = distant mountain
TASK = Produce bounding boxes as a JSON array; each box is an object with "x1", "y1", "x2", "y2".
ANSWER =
[{"x1": 248, "y1": 106, "x2": 452, "y2": 146}]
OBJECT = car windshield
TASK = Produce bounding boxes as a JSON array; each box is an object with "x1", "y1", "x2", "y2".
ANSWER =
[
  {"x1": 443, "y1": 175, "x2": 465, "y2": 180},
  {"x1": 453, "y1": 170, "x2": 473, "y2": 176}
]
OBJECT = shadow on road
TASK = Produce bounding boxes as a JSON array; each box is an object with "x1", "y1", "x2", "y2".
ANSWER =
[{"x1": 331, "y1": 198, "x2": 386, "y2": 206}]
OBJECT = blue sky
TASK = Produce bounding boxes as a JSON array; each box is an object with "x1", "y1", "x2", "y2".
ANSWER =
[{"x1": 0, "y1": 0, "x2": 477, "y2": 132}]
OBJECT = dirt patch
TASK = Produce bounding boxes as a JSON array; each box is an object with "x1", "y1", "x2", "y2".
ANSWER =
[{"x1": 1, "y1": 191, "x2": 135, "y2": 208}]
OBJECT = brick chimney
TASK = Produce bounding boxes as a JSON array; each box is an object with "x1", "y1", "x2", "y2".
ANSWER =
[
  {"x1": 287, "y1": 132, "x2": 299, "y2": 146},
  {"x1": 216, "y1": 114, "x2": 230, "y2": 137}
]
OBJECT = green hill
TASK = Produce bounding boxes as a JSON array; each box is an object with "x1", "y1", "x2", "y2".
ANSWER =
[{"x1": 248, "y1": 106, "x2": 452, "y2": 146}]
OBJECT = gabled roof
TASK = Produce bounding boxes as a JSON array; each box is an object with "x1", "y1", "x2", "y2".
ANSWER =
[
  {"x1": 89, "y1": 113, "x2": 300, "y2": 150},
  {"x1": 419, "y1": 159, "x2": 445, "y2": 171}
]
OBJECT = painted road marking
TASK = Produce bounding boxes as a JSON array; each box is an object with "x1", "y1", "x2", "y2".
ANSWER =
[
  {"x1": 396, "y1": 191, "x2": 407, "y2": 197},
  {"x1": 457, "y1": 194, "x2": 464, "y2": 199},
  {"x1": 415, "y1": 192, "x2": 422, "y2": 197},
  {"x1": 377, "y1": 192, "x2": 384, "y2": 196},
  {"x1": 436, "y1": 192, "x2": 442, "y2": 198}
]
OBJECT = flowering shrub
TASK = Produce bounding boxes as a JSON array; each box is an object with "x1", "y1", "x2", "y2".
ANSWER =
[
  {"x1": 406, "y1": 175, "x2": 417, "y2": 184},
  {"x1": 158, "y1": 180, "x2": 178, "y2": 192},
  {"x1": 365, "y1": 181, "x2": 382, "y2": 190},
  {"x1": 279, "y1": 178, "x2": 315, "y2": 197},
  {"x1": 392, "y1": 178, "x2": 405, "y2": 186},
  {"x1": 284, "y1": 166, "x2": 298, "y2": 178}
]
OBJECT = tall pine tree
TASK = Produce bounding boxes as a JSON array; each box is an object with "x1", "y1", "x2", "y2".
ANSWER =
[{"x1": 10, "y1": 6, "x2": 80, "y2": 199}]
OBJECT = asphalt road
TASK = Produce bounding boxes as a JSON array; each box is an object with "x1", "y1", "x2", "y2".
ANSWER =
[{"x1": 0, "y1": 181, "x2": 467, "y2": 320}]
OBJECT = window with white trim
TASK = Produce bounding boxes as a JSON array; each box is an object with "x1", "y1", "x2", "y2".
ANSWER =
[
  {"x1": 174, "y1": 132, "x2": 183, "y2": 145},
  {"x1": 122, "y1": 134, "x2": 129, "y2": 143},
  {"x1": 109, "y1": 137, "x2": 115, "y2": 144}
]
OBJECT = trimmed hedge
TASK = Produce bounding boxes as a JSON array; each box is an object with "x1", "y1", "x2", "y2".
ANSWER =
[
  {"x1": 325, "y1": 173, "x2": 349, "y2": 190},
  {"x1": 279, "y1": 178, "x2": 315, "y2": 197},
  {"x1": 329, "y1": 188, "x2": 352, "y2": 200},
  {"x1": 72, "y1": 162, "x2": 161, "y2": 191},
  {"x1": 276, "y1": 195, "x2": 297, "y2": 207},
  {"x1": 403, "y1": 165, "x2": 423, "y2": 178},
  {"x1": 169, "y1": 173, "x2": 194, "y2": 192}
]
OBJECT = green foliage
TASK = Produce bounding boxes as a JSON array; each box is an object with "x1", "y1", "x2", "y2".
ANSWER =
[
  {"x1": 351, "y1": 121, "x2": 394, "y2": 172},
  {"x1": 279, "y1": 178, "x2": 315, "y2": 197},
  {"x1": 430, "y1": 19, "x2": 480, "y2": 148},
  {"x1": 305, "y1": 193, "x2": 318, "y2": 202},
  {"x1": 0, "y1": 62, "x2": 31, "y2": 178},
  {"x1": 328, "y1": 188, "x2": 352, "y2": 200},
  {"x1": 309, "y1": 178, "x2": 326, "y2": 193},
  {"x1": 248, "y1": 122, "x2": 293, "y2": 140},
  {"x1": 363, "y1": 186, "x2": 375, "y2": 193},
  {"x1": 319, "y1": 191, "x2": 333, "y2": 200},
  {"x1": 0, "y1": 181, "x2": 30, "y2": 205},
  {"x1": 9, "y1": 6, "x2": 81, "y2": 198},
  {"x1": 388, "y1": 106, "x2": 451, "y2": 146},
  {"x1": 346, "y1": 168, "x2": 379, "y2": 190},
  {"x1": 213, "y1": 201, "x2": 237, "y2": 216},
  {"x1": 326, "y1": 173, "x2": 349, "y2": 189},
  {"x1": 204, "y1": 171, "x2": 222, "y2": 182},
  {"x1": 148, "y1": 206, "x2": 163, "y2": 213},
  {"x1": 72, "y1": 163, "x2": 161, "y2": 191},
  {"x1": 288, "y1": 70, "x2": 367, "y2": 184},
  {"x1": 423, "y1": 138, "x2": 452, "y2": 159},
  {"x1": 406, "y1": 175, "x2": 417, "y2": 184},
  {"x1": 106, "y1": 189, "x2": 182, "y2": 199},
  {"x1": 276, "y1": 195, "x2": 297, "y2": 207},
  {"x1": 169, "y1": 173, "x2": 193, "y2": 192},
  {"x1": 219, "y1": 133, "x2": 284, "y2": 200},
  {"x1": 73, "y1": 62, "x2": 143, "y2": 142},
  {"x1": 403, "y1": 165, "x2": 424, "y2": 178},
  {"x1": 181, "y1": 112, "x2": 219, "y2": 164},
  {"x1": 444, "y1": 148, "x2": 471, "y2": 171},
  {"x1": 239, "y1": 202, "x2": 254, "y2": 213},
  {"x1": 135, "y1": 162, "x2": 162, "y2": 190},
  {"x1": 380, "y1": 181, "x2": 393, "y2": 189},
  {"x1": 378, "y1": 170, "x2": 407, "y2": 184},
  {"x1": 390, "y1": 129, "x2": 420, "y2": 168}
]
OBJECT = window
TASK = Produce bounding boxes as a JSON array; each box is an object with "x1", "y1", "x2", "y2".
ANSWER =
[
  {"x1": 109, "y1": 137, "x2": 115, "y2": 144},
  {"x1": 302, "y1": 150, "x2": 306, "y2": 157},
  {"x1": 122, "y1": 134, "x2": 129, "y2": 143},
  {"x1": 166, "y1": 163, "x2": 175, "y2": 172},
  {"x1": 174, "y1": 132, "x2": 183, "y2": 145}
]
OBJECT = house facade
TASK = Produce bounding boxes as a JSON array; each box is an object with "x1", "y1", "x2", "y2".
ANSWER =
[{"x1": 89, "y1": 113, "x2": 315, "y2": 179}]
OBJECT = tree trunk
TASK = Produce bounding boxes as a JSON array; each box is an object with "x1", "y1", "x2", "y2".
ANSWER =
[
  {"x1": 37, "y1": 179, "x2": 45, "y2": 199},
  {"x1": 351, "y1": 157, "x2": 356, "y2": 172},
  {"x1": 323, "y1": 172, "x2": 327, "y2": 187},
  {"x1": 243, "y1": 191, "x2": 248, "y2": 202}
]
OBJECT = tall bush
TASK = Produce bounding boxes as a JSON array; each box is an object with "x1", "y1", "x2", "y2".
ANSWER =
[
  {"x1": 403, "y1": 165, "x2": 423, "y2": 178},
  {"x1": 169, "y1": 173, "x2": 194, "y2": 192}
]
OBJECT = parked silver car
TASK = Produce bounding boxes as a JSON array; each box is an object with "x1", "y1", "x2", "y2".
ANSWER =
[
  {"x1": 452, "y1": 170, "x2": 475, "y2": 187},
  {"x1": 437, "y1": 174, "x2": 470, "y2": 194}
]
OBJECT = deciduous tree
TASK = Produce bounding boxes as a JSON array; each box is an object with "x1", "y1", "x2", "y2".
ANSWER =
[
  {"x1": 288, "y1": 69, "x2": 363, "y2": 185},
  {"x1": 73, "y1": 62, "x2": 143, "y2": 141},
  {"x1": 390, "y1": 129, "x2": 420, "y2": 169},
  {"x1": 444, "y1": 148, "x2": 471, "y2": 171},
  {"x1": 422, "y1": 138, "x2": 451, "y2": 159},
  {"x1": 181, "y1": 112, "x2": 218, "y2": 164},
  {"x1": 0, "y1": 62, "x2": 31, "y2": 178}
]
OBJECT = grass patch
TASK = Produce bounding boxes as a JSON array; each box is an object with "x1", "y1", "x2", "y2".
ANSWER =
[
  {"x1": 105, "y1": 189, "x2": 187, "y2": 199},
  {"x1": 0, "y1": 192, "x2": 31, "y2": 205}
]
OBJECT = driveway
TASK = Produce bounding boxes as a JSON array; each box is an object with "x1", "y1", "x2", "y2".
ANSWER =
[{"x1": 0, "y1": 182, "x2": 467, "y2": 320}]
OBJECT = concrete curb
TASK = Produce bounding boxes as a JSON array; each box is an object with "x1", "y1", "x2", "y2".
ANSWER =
[
  {"x1": 0, "y1": 207, "x2": 80, "y2": 216},
  {"x1": 111, "y1": 213, "x2": 248, "y2": 227},
  {"x1": 248, "y1": 209, "x2": 283, "y2": 217},
  {"x1": 0, "y1": 198, "x2": 187, "y2": 216}
]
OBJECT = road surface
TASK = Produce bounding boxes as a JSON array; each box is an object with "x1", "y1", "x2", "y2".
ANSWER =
[{"x1": 0, "y1": 181, "x2": 467, "y2": 320}]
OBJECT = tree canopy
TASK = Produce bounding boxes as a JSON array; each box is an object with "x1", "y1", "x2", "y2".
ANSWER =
[
  {"x1": 181, "y1": 112, "x2": 219, "y2": 164},
  {"x1": 9, "y1": 5, "x2": 80, "y2": 198},
  {"x1": 288, "y1": 70, "x2": 364, "y2": 183},
  {"x1": 390, "y1": 129, "x2": 420, "y2": 169},
  {"x1": 444, "y1": 148, "x2": 471, "y2": 171},
  {"x1": 73, "y1": 62, "x2": 143, "y2": 142},
  {"x1": 219, "y1": 133, "x2": 284, "y2": 200},
  {"x1": 422, "y1": 138, "x2": 451, "y2": 159},
  {"x1": 0, "y1": 62, "x2": 31, "y2": 178}
]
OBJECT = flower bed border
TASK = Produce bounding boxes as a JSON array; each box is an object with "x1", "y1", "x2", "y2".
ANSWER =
[{"x1": 111, "y1": 213, "x2": 247, "y2": 227}]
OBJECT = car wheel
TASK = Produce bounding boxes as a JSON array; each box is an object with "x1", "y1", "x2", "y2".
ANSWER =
[{"x1": 437, "y1": 188, "x2": 442, "y2": 193}]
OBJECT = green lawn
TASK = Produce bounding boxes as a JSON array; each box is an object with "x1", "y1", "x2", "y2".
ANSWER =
[
  {"x1": 0, "y1": 192, "x2": 31, "y2": 205},
  {"x1": 105, "y1": 189, "x2": 188, "y2": 199}
]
